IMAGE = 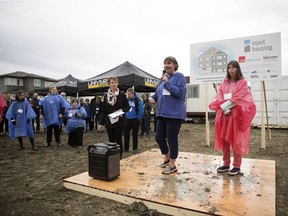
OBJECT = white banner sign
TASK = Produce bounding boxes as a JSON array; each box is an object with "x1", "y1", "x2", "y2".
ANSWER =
[{"x1": 190, "y1": 32, "x2": 281, "y2": 83}]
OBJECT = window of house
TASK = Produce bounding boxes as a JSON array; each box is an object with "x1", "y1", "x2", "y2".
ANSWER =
[
  {"x1": 34, "y1": 79, "x2": 41, "y2": 87},
  {"x1": 44, "y1": 81, "x2": 55, "y2": 87},
  {"x1": 187, "y1": 85, "x2": 199, "y2": 98},
  {"x1": 4, "y1": 78, "x2": 23, "y2": 86}
]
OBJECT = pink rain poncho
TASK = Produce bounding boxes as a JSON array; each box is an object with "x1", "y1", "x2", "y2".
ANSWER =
[
  {"x1": 0, "y1": 94, "x2": 7, "y2": 123},
  {"x1": 209, "y1": 78, "x2": 256, "y2": 155}
]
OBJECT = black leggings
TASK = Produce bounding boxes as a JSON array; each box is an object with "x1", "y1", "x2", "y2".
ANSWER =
[
  {"x1": 46, "y1": 124, "x2": 60, "y2": 143},
  {"x1": 68, "y1": 127, "x2": 84, "y2": 147}
]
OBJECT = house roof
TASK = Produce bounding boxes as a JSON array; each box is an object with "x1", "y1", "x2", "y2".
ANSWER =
[
  {"x1": 33, "y1": 74, "x2": 81, "y2": 96},
  {"x1": 0, "y1": 71, "x2": 57, "y2": 81},
  {"x1": 200, "y1": 47, "x2": 226, "y2": 57}
]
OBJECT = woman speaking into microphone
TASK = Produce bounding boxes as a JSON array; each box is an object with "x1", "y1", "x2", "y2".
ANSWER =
[{"x1": 150, "y1": 56, "x2": 187, "y2": 175}]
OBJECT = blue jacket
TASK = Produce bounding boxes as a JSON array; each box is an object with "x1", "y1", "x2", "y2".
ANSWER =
[
  {"x1": 65, "y1": 105, "x2": 87, "y2": 133},
  {"x1": 125, "y1": 93, "x2": 144, "y2": 120},
  {"x1": 39, "y1": 94, "x2": 70, "y2": 128},
  {"x1": 152, "y1": 72, "x2": 187, "y2": 120},
  {"x1": 6, "y1": 99, "x2": 36, "y2": 139}
]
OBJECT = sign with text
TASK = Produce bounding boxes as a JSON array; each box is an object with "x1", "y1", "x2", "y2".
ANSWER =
[
  {"x1": 190, "y1": 32, "x2": 281, "y2": 83},
  {"x1": 144, "y1": 77, "x2": 159, "y2": 88},
  {"x1": 88, "y1": 78, "x2": 108, "y2": 89}
]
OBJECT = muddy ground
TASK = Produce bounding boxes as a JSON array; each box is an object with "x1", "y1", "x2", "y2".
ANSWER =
[{"x1": 0, "y1": 123, "x2": 287, "y2": 216}]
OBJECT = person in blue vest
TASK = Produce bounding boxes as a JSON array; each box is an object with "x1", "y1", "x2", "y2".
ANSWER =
[
  {"x1": 150, "y1": 56, "x2": 187, "y2": 174},
  {"x1": 39, "y1": 86, "x2": 70, "y2": 147},
  {"x1": 5, "y1": 90, "x2": 37, "y2": 151},
  {"x1": 65, "y1": 98, "x2": 87, "y2": 147},
  {"x1": 124, "y1": 88, "x2": 144, "y2": 152}
]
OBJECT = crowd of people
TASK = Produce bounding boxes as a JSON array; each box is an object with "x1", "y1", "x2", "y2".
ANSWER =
[
  {"x1": 0, "y1": 82, "x2": 156, "y2": 154},
  {"x1": 0, "y1": 57, "x2": 256, "y2": 176}
]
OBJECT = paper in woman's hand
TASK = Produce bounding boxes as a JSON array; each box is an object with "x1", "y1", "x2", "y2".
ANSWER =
[
  {"x1": 108, "y1": 110, "x2": 124, "y2": 119},
  {"x1": 108, "y1": 110, "x2": 124, "y2": 124}
]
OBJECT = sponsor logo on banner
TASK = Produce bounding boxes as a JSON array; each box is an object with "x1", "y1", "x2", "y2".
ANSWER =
[
  {"x1": 250, "y1": 74, "x2": 259, "y2": 79},
  {"x1": 239, "y1": 56, "x2": 246, "y2": 63},
  {"x1": 244, "y1": 38, "x2": 273, "y2": 53},
  {"x1": 263, "y1": 55, "x2": 278, "y2": 61},
  {"x1": 144, "y1": 78, "x2": 159, "y2": 87},
  {"x1": 88, "y1": 78, "x2": 108, "y2": 89},
  {"x1": 244, "y1": 40, "x2": 251, "y2": 52},
  {"x1": 270, "y1": 74, "x2": 278, "y2": 78}
]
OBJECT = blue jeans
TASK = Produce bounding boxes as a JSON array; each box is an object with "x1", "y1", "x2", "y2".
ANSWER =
[{"x1": 155, "y1": 117, "x2": 183, "y2": 159}]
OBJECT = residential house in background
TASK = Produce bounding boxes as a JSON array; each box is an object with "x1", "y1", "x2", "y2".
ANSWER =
[{"x1": 0, "y1": 71, "x2": 57, "y2": 94}]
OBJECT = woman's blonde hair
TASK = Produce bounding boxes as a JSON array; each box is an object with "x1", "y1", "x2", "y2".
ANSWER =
[{"x1": 49, "y1": 86, "x2": 58, "y2": 94}]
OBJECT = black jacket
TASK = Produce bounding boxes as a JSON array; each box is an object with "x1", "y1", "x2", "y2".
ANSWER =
[{"x1": 99, "y1": 91, "x2": 130, "y2": 129}]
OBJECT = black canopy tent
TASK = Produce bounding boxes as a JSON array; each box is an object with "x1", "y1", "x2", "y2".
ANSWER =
[
  {"x1": 33, "y1": 74, "x2": 80, "y2": 96},
  {"x1": 77, "y1": 61, "x2": 160, "y2": 96}
]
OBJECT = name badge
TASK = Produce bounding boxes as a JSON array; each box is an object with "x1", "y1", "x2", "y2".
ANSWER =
[
  {"x1": 17, "y1": 109, "x2": 23, "y2": 113},
  {"x1": 69, "y1": 112, "x2": 73, "y2": 117},
  {"x1": 163, "y1": 88, "x2": 171, "y2": 96},
  {"x1": 224, "y1": 93, "x2": 232, "y2": 100}
]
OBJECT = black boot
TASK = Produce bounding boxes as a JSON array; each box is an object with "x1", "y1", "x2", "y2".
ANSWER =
[
  {"x1": 18, "y1": 137, "x2": 24, "y2": 151},
  {"x1": 30, "y1": 138, "x2": 37, "y2": 151}
]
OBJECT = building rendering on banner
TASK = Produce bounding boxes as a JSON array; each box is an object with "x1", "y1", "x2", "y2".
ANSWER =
[{"x1": 197, "y1": 47, "x2": 228, "y2": 74}]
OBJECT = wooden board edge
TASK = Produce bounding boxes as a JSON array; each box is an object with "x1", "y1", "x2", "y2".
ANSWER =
[{"x1": 63, "y1": 181, "x2": 211, "y2": 216}]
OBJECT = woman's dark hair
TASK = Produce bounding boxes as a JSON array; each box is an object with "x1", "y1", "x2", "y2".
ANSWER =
[
  {"x1": 71, "y1": 99, "x2": 79, "y2": 104},
  {"x1": 164, "y1": 56, "x2": 179, "y2": 71},
  {"x1": 226, "y1": 60, "x2": 244, "y2": 81},
  {"x1": 15, "y1": 90, "x2": 26, "y2": 101}
]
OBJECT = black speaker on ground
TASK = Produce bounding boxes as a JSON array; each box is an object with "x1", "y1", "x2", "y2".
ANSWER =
[{"x1": 88, "y1": 142, "x2": 120, "y2": 181}]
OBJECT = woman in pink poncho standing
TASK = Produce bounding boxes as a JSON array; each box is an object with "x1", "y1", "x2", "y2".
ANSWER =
[
  {"x1": 209, "y1": 60, "x2": 256, "y2": 176},
  {"x1": 0, "y1": 93, "x2": 7, "y2": 123}
]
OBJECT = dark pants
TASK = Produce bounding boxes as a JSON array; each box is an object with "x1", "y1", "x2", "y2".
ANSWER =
[
  {"x1": 0, "y1": 117, "x2": 8, "y2": 133},
  {"x1": 18, "y1": 137, "x2": 34, "y2": 146},
  {"x1": 124, "y1": 118, "x2": 140, "y2": 151},
  {"x1": 141, "y1": 117, "x2": 150, "y2": 136},
  {"x1": 59, "y1": 118, "x2": 67, "y2": 134},
  {"x1": 85, "y1": 118, "x2": 94, "y2": 131},
  {"x1": 0, "y1": 118, "x2": 4, "y2": 133},
  {"x1": 154, "y1": 116, "x2": 157, "y2": 132},
  {"x1": 107, "y1": 127, "x2": 124, "y2": 156},
  {"x1": 46, "y1": 124, "x2": 60, "y2": 143},
  {"x1": 155, "y1": 117, "x2": 183, "y2": 159},
  {"x1": 32, "y1": 114, "x2": 40, "y2": 132},
  {"x1": 68, "y1": 127, "x2": 84, "y2": 147}
]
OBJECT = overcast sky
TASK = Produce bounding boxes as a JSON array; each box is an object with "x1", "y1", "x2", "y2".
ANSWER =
[{"x1": 0, "y1": 0, "x2": 287, "y2": 80}]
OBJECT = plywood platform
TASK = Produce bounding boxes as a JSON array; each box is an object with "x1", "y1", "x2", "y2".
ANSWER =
[{"x1": 63, "y1": 149, "x2": 275, "y2": 216}]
